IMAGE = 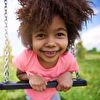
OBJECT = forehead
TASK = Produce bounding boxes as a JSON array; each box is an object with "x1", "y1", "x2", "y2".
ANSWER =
[
  {"x1": 48, "y1": 15, "x2": 66, "y2": 31},
  {"x1": 33, "y1": 15, "x2": 67, "y2": 33}
]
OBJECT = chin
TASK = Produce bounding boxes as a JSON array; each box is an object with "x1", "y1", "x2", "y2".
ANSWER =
[{"x1": 45, "y1": 57, "x2": 58, "y2": 63}]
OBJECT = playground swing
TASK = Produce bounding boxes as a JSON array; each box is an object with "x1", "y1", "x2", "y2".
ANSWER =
[{"x1": 0, "y1": 0, "x2": 87, "y2": 90}]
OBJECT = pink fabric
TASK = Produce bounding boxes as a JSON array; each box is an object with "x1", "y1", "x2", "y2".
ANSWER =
[{"x1": 13, "y1": 49, "x2": 79, "y2": 100}]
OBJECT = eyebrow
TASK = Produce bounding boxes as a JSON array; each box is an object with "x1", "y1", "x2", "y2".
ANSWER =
[
  {"x1": 33, "y1": 27, "x2": 67, "y2": 35},
  {"x1": 54, "y1": 28, "x2": 67, "y2": 32}
]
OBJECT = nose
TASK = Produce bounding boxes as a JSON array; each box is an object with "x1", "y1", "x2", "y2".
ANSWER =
[{"x1": 45, "y1": 37, "x2": 56, "y2": 47}]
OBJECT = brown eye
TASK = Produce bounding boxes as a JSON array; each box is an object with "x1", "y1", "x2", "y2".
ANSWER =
[
  {"x1": 35, "y1": 32, "x2": 46, "y2": 40},
  {"x1": 57, "y1": 33, "x2": 64, "y2": 36},
  {"x1": 56, "y1": 32, "x2": 67, "y2": 39},
  {"x1": 37, "y1": 34, "x2": 45, "y2": 37}
]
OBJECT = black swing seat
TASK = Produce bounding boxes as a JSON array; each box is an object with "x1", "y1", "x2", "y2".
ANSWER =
[{"x1": 0, "y1": 79, "x2": 87, "y2": 90}]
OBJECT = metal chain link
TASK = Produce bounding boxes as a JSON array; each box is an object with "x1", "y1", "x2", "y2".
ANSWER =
[
  {"x1": 4, "y1": 0, "x2": 9, "y2": 82},
  {"x1": 71, "y1": 44, "x2": 76, "y2": 57},
  {"x1": 71, "y1": 44, "x2": 80, "y2": 79}
]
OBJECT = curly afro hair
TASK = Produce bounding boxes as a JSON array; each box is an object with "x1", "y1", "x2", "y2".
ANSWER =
[{"x1": 17, "y1": 0, "x2": 94, "y2": 50}]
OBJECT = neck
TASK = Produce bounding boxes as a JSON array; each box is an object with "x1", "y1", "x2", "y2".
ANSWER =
[{"x1": 37, "y1": 57, "x2": 58, "y2": 69}]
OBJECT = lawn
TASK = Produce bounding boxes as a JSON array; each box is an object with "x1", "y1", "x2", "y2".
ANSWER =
[{"x1": 0, "y1": 52, "x2": 100, "y2": 100}]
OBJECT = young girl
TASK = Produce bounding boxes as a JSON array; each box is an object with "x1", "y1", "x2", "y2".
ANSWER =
[{"x1": 13, "y1": 0, "x2": 94, "y2": 100}]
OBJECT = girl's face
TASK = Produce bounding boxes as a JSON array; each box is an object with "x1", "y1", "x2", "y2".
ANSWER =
[{"x1": 32, "y1": 15, "x2": 68, "y2": 68}]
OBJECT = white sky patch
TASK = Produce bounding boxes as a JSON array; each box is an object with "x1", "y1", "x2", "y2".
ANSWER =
[
  {"x1": 93, "y1": 7, "x2": 100, "y2": 14},
  {"x1": 0, "y1": 0, "x2": 24, "y2": 56},
  {"x1": 82, "y1": 25, "x2": 100, "y2": 51}
]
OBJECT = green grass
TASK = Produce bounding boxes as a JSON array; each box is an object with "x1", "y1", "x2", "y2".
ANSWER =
[
  {"x1": 60, "y1": 52, "x2": 100, "y2": 100},
  {"x1": 0, "y1": 52, "x2": 100, "y2": 100}
]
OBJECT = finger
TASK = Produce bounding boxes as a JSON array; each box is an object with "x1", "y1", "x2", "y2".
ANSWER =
[
  {"x1": 56, "y1": 84, "x2": 62, "y2": 91},
  {"x1": 39, "y1": 81, "x2": 47, "y2": 91},
  {"x1": 38, "y1": 84, "x2": 46, "y2": 91},
  {"x1": 62, "y1": 87, "x2": 71, "y2": 92},
  {"x1": 42, "y1": 84, "x2": 47, "y2": 90},
  {"x1": 33, "y1": 85, "x2": 42, "y2": 91},
  {"x1": 57, "y1": 84, "x2": 71, "y2": 91},
  {"x1": 63, "y1": 84, "x2": 73, "y2": 91},
  {"x1": 33, "y1": 83, "x2": 46, "y2": 92},
  {"x1": 38, "y1": 86, "x2": 44, "y2": 92}
]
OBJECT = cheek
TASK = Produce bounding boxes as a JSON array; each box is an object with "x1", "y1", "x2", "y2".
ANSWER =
[
  {"x1": 61, "y1": 40, "x2": 68, "y2": 50},
  {"x1": 32, "y1": 40, "x2": 43, "y2": 51},
  {"x1": 63, "y1": 44, "x2": 68, "y2": 52},
  {"x1": 32, "y1": 41, "x2": 39, "y2": 51}
]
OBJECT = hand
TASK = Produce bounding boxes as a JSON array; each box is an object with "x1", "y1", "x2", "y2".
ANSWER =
[
  {"x1": 28, "y1": 74, "x2": 47, "y2": 91},
  {"x1": 56, "y1": 72, "x2": 73, "y2": 91}
]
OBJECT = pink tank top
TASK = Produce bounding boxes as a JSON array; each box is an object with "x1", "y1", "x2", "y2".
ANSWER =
[{"x1": 13, "y1": 49, "x2": 79, "y2": 100}]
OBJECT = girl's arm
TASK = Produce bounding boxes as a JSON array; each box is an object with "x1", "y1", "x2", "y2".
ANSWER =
[
  {"x1": 16, "y1": 68, "x2": 28, "y2": 81},
  {"x1": 16, "y1": 68, "x2": 47, "y2": 91},
  {"x1": 57, "y1": 72, "x2": 73, "y2": 91}
]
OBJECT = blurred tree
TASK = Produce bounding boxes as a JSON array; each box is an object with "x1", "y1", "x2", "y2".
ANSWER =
[
  {"x1": 88, "y1": 47, "x2": 97, "y2": 53},
  {"x1": 76, "y1": 41, "x2": 87, "y2": 59}
]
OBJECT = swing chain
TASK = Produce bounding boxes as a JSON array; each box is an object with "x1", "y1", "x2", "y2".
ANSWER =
[
  {"x1": 71, "y1": 44, "x2": 80, "y2": 79},
  {"x1": 71, "y1": 44, "x2": 76, "y2": 57},
  {"x1": 4, "y1": 0, "x2": 9, "y2": 82}
]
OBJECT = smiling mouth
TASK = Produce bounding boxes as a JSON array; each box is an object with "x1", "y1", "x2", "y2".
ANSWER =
[
  {"x1": 41, "y1": 50, "x2": 59, "y2": 57},
  {"x1": 45, "y1": 51, "x2": 56, "y2": 57}
]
